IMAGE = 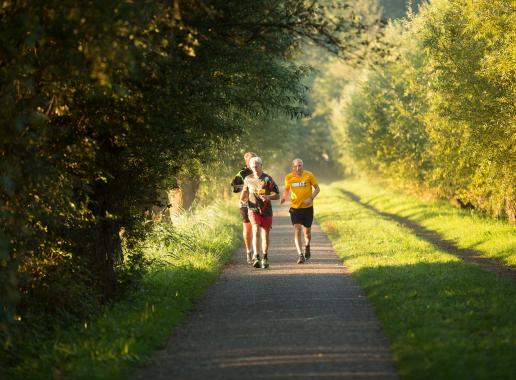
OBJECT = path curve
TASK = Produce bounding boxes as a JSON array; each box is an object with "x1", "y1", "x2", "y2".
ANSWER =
[{"x1": 135, "y1": 203, "x2": 398, "y2": 379}]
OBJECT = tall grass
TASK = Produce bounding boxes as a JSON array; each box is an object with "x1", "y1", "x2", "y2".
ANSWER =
[
  {"x1": 316, "y1": 179, "x2": 516, "y2": 379},
  {"x1": 4, "y1": 201, "x2": 241, "y2": 380}
]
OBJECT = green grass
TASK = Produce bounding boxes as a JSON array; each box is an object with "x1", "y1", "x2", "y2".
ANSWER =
[
  {"x1": 316, "y1": 179, "x2": 516, "y2": 380},
  {"x1": 341, "y1": 179, "x2": 516, "y2": 266},
  {"x1": 6, "y1": 201, "x2": 241, "y2": 380}
]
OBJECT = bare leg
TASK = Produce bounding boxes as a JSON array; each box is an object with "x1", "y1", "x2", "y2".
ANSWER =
[
  {"x1": 293, "y1": 224, "x2": 303, "y2": 255},
  {"x1": 303, "y1": 227, "x2": 312, "y2": 247},
  {"x1": 243, "y1": 222, "x2": 252, "y2": 252},
  {"x1": 252, "y1": 224, "x2": 261, "y2": 258},
  {"x1": 261, "y1": 227, "x2": 270, "y2": 256}
]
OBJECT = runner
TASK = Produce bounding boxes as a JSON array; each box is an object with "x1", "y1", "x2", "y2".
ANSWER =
[
  {"x1": 239, "y1": 157, "x2": 279, "y2": 268},
  {"x1": 231, "y1": 152, "x2": 256, "y2": 263},
  {"x1": 280, "y1": 158, "x2": 320, "y2": 263}
]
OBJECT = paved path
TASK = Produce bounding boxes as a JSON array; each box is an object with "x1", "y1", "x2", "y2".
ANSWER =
[{"x1": 135, "y1": 203, "x2": 398, "y2": 379}]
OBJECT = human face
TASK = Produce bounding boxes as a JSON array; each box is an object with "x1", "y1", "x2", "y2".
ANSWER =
[
  {"x1": 251, "y1": 160, "x2": 263, "y2": 176},
  {"x1": 292, "y1": 160, "x2": 303, "y2": 176},
  {"x1": 245, "y1": 154, "x2": 256, "y2": 169}
]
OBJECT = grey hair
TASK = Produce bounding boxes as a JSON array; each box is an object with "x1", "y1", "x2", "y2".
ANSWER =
[
  {"x1": 249, "y1": 156, "x2": 263, "y2": 166},
  {"x1": 292, "y1": 158, "x2": 303, "y2": 165}
]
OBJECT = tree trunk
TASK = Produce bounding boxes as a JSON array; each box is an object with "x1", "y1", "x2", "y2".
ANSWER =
[
  {"x1": 92, "y1": 190, "x2": 120, "y2": 301},
  {"x1": 166, "y1": 179, "x2": 200, "y2": 219},
  {"x1": 506, "y1": 198, "x2": 515, "y2": 223}
]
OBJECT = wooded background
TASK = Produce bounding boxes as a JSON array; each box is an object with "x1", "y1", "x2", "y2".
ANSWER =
[{"x1": 1, "y1": 0, "x2": 514, "y2": 362}]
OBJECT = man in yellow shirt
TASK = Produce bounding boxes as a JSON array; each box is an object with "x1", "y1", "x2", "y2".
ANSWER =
[{"x1": 280, "y1": 158, "x2": 320, "y2": 263}]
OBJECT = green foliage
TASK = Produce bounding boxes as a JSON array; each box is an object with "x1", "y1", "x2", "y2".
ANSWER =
[
  {"x1": 334, "y1": 0, "x2": 515, "y2": 220},
  {"x1": 334, "y1": 18, "x2": 430, "y2": 182},
  {"x1": 1, "y1": 0, "x2": 369, "y2": 365},
  {"x1": 286, "y1": 0, "x2": 388, "y2": 176},
  {"x1": 418, "y1": 0, "x2": 516, "y2": 219}
]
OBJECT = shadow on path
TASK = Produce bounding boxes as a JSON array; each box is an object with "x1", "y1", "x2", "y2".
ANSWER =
[{"x1": 339, "y1": 189, "x2": 516, "y2": 282}]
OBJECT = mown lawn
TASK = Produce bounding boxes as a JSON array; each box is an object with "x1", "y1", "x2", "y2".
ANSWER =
[
  {"x1": 316, "y1": 179, "x2": 516, "y2": 379},
  {"x1": 5, "y1": 201, "x2": 241, "y2": 380}
]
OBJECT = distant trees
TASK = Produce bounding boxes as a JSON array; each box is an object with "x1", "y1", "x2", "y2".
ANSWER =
[
  {"x1": 342, "y1": 19, "x2": 429, "y2": 182},
  {"x1": 377, "y1": 0, "x2": 423, "y2": 19},
  {"x1": 334, "y1": 0, "x2": 515, "y2": 220}
]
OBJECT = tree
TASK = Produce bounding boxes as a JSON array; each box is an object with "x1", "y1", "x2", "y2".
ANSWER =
[
  {"x1": 418, "y1": 0, "x2": 516, "y2": 218},
  {"x1": 1, "y1": 0, "x2": 371, "y2": 350}
]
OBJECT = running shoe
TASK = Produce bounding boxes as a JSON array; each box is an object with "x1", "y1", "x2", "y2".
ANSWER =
[
  {"x1": 261, "y1": 257, "x2": 269, "y2": 269},
  {"x1": 297, "y1": 255, "x2": 305, "y2": 264},
  {"x1": 246, "y1": 251, "x2": 253, "y2": 264},
  {"x1": 252, "y1": 255, "x2": 261, "y2": 268},
  {"x1": 304, "y1": 245, "x2": 311, "y2": 260}
]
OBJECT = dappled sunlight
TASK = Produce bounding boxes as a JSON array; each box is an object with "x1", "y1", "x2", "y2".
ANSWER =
[
  {"x1": 4, "y1": 0, "x2": 512, "y2": 378},
  {"x1": 204, "y1": 346, "x2": 396, "y2": 378}
]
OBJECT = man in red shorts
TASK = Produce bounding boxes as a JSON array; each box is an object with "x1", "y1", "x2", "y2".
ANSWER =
[
  {"x1": 231, "y1": 151, "x2": 256, "y2": 264},
  {"x1": 280, "y1": 158, "x2": 320, "y2": 264},
  {"x1": 239, "y1": 156, "x2": 279, "y2": 268}
]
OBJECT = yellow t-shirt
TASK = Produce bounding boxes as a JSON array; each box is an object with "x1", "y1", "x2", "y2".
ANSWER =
[{"x1": 284, "y1": 170, "x2": 318, "y2": 209}]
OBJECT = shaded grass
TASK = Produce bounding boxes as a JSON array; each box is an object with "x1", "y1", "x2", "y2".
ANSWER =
[
  {"x1": 5, "y1": 201, "x2": 241, "y2": 380},
  {"x1": 317, "y1": 180, "x2": 516, "y2": 379}
]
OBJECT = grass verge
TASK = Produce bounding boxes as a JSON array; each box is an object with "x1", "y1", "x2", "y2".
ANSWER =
[
  {"x1": 341, "y1": 179, "x2": 516, "y2": 266},
  {"x1": 316, "y1": 179, "x2": 516, "y2": 379},
  {"x1": 6, "y1": 201, "x2": 241, "y2": 380}
]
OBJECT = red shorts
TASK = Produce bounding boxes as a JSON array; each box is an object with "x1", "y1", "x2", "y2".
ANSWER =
[{"x1": 248, "y1": 211, "x2": 273, "y2": 230}]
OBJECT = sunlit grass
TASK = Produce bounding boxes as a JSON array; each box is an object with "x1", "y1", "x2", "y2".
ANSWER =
[
  {"x1": 317, "y1": 180, "x2": 516, "y2": 380},
  {"x1": 341, "y1": 179, "x2": 516, "y2": 266},
  {"x1": 7, "y1": 201, "x2": 241, "y2": 380}
]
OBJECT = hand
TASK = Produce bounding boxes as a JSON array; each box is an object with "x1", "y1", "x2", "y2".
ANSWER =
[
  {"x1": 303, "y1": 198, "x2": 312, "y2": 206},
  {"x1": 280, "y1": 198, "x2": 285, "y2": 205}
]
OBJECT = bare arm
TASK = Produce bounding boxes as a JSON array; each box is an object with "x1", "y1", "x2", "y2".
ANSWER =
[
  {"x1": 266, "y1": 192, "x2": 280, "y2": 201},
  {"x1": 302, "y1": 184, "x2": 320, "y2": 206},
  {"x1": 280, "y1": 188, "x2": 289, "y2": 204},
  {"x1": 239, "y1": 188, "x2": 249, "y2": 206},
  {"x1": 311, "y1": 184, "x2": 320, "y2": 200}
]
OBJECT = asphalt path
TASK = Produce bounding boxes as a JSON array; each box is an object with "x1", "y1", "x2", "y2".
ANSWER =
[{"x1": 135, "y1": 203, "x2": 399, "y2": 379}]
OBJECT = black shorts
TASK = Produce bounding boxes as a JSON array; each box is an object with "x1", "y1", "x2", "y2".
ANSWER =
[
  {"x1": 289, "y1": 207, "x2": 314, "y2": 228},
  {"x1": 240, "y1": 207, "x2": 250, "y2": 223}
]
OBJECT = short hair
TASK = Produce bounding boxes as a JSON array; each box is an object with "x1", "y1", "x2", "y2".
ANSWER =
[
  {"x1": 244, "y1": 151, "x2": 256, "y2": 164},
  {"x1": 249, "y1": 156, "x2": 262, "y2": 166},
  {"x1": 292, "y1": 158, "x2": 303, "y2": 165}
]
